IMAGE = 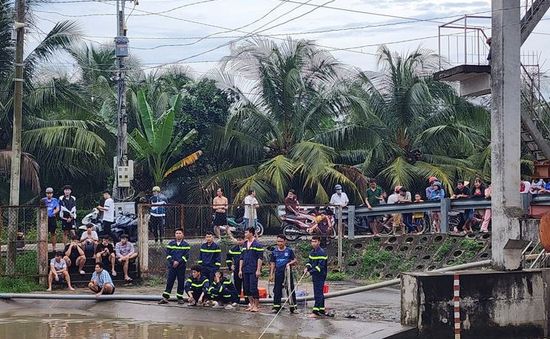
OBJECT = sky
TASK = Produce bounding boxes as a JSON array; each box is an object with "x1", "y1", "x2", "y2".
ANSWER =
[{"x1": 29, "y1": 0, "x2": 550, "y2": 81}]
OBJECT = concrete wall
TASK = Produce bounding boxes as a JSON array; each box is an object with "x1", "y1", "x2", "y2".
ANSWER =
[
  {"x1": 401, "y1": 269, "x2": 550, "y2": 338},
  {"x1": 522, "y1": 218, "x2": 540, "y2": 244}
]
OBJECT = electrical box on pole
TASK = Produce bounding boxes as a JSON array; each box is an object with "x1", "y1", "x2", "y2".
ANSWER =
[{"x1": 115, "y1": 36, "x2": 129, "y2": 57}]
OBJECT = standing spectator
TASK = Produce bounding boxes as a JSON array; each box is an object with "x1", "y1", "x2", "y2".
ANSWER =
[
  {"x1": 365, "y1": 179, "x2": 385, "y2": 234},
  {"x1": 159, "y1": 228, "x2": 190, "y2": 305},
  {"x1": 471, "y1": 178, "x2": 486, "y2": 198},
  {"x1": 80, "y1": 224, "x2": 99, "y2": 257},
  {"x1": 480, "y1": 184, "x2": 492, "y2": 233},
  {"x1": 212, "y1": 188, "x2": 229, "y2": 238},
  {"x1": 284, "y1": 189, "x2": 300, "y2": 215},
  {"x1": 451, "y1": 181, "x2": 472, "y2": 233},
  {"x1": 303, "y1": 236, "x2": 328, "y2": 318},
  {"x1": 42, "y1": 187, "x2": 60, "y2": 252},
  {"x1": 88, "y1": 262, "x2": 115, "y2": 296},
  {"x1": 115, "y1": 234, "x2": 138, "y2": 282},
  {"x1": 64, "y1": 235, "x2": 86, "y2": 275},
  {"x1": 149, "y1": 186, "x2": 167, "y2": 244},
  {"x1": 59, "y1": 185, "x2": 77, "y2": 245},
  {"x1": 387, "y1": 186, "x2": 401, "y2": 205},
  {"x1": 47, "y1": 251, "x2": 75, "y2": 291},
  {"x1": 226, "y1": 233, "x2": 245, "y2": 303},
  {"x1": 412, "y1": 193, "x2": 425, "y2": 233},
  {"x1": 97, "y1": 191, "x2": 115, "y2": 239},
  {"x1": 397, "y1": 187, "x2": 413, "y2": 233},
  {"x1": 239, "y1": 227, "x2": 264, "y2": 313},
  {"x1": 269, "y1": 234, "x2": 297, "y2": 314},
  {"x1": 425, "y1": 176, "x2": 439, "y2": 201},
  {"x1": 95, "y1": 236, "x2": 116, "y2": 276},
  {"x1": 198, "y1": 232, "x2": 221, "y2": 283},
  {"x1": 428, "y1": 181, "x2": 445, "y2": 233},
  {"x1": 329, "y1": 184, "x2": 349, "y2": 207},
  {"x1": 243, "y1": 189, "x2": 259, "y2": 228}
]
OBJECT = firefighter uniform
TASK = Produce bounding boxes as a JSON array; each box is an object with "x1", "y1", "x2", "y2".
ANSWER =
[
  {"x1": 184, "y1": 275, "x2": 210, "y2": 303},
  {"x1": 226, "y1": 244, "x2": 243, "y2": 298},
  {"x1": 198, "y1": 241, "x2": 221, "y2": 282},
  {"x1": 240, "y1": 239, "x2": 264, "y2": 298},
  {"x1": 162, "y1": 239, "x2": 190, "y2": 301},
  {"x1": 306, "y1": 246, "x2": 328, "y2": 315},
  {"x1": 210, "y1": 276, "x2": 239, "y2": 304}
]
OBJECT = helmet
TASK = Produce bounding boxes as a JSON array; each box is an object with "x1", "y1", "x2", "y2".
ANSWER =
[
  {"x1": 152, "y1": 186, "x2": 161, "y2": 192},
  {"x1": 334, "y1": 184, "x2": 342, "y2": 191}
]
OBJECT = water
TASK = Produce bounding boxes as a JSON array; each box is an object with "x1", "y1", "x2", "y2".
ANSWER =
[{"x1": 0, "y1": 314, "x2": 303, "y2": 339}]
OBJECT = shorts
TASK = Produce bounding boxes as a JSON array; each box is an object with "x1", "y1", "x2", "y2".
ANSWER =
[
  {"x1": 214, "y1": 212, "x2": 227, "y2": 226},
  {"x1": 100, "y1": 285, "x2": 115, "y2": 295},
  {"x1": 243, "y1": 272, "x2": 259, "y2": 298},
  {"x1": 48, "y1": 217, "x2": 57, "y2": 234},
  {"x1": 61, "y1": 220, "x2": 75, "y2": 231},
  {"x1": 102, "y1": 221, "x2": 114, "y2": 234}
]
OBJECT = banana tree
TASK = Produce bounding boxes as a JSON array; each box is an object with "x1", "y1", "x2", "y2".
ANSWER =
[{"x1": 130, "y1": 90, "x2": 201, "y2": 185}]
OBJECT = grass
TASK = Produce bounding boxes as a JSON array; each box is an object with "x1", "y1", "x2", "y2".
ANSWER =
[
  {"x1": 326, "y1": 271, "x2": 347, "y2": 281},
  {"x1": 434, "y1": 239, "x2": 454, "y2": 261},
  {"x1": 0, "y1": 276, "x2": 42, "y2": 293}
]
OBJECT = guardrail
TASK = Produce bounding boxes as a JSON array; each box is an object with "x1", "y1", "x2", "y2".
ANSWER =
[{"x1": 280, "y1": 193, "x2": 548, "y2": 239}]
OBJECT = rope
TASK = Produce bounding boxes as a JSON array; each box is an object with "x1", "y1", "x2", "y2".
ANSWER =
[{"x1": 257, "y1": 270, "x2": 308, "y2": 339}]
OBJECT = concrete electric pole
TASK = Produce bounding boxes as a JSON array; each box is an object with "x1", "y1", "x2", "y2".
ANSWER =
[
  {"x1": 114, "y1": 0, "x2": 133, "y2": 201},
  {"x1": 6, "y1": 0, "x2": 26, "y2": 276}
]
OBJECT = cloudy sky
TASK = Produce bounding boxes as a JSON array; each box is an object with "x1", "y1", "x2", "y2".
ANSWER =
[{"x1": 30, "y1": 0, "x2": 550, "y2": 78}]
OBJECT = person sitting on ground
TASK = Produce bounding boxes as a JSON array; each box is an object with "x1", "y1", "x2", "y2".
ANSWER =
[
  {"x1": 210, "y1": 270, "x2": 239, "y2": 309},
  {"x1": 80, "y1": 223, "x2": 99, "y2": 257},
  {"x1": 64, "y1": 235, "x2": 86, "y2": 275},
  {"x1": 47, "y1": 251, "x2": 75, "y2": 291},
  {"x1": 88, "y1": 262, "x2": 115, "y2": 296},
  {"x1": 115, "y1": 234, "x2": 138, "y2": 283},
  {"x1": 95, "y1": 236, "x2": 116, "y2": 277},
  {"x1": 185, "y1": 265, "x2": 210, "y2": 306},
  {"x1": 412, "y1": 193, "x2": 425, "y2": 233}
]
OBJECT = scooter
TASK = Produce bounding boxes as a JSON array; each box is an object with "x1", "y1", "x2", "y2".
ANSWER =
[
  {"x1": 79, "y1": 208, "x2": 138, "y2": 243},
  {"x1": 212, "y1": 206, "x2": 264, "y2": 237},
  {"x1": 281, "y1": 207, "x2": 337, "y2": 241}
]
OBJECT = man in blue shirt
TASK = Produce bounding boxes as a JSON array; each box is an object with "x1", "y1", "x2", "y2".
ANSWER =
[
  {"x1": 149, "y1": 186, "x2": 167, "y2": 243},
  {"x1": 88, "y1": 262, "x2": 115, "y2": 296},
  {"x1": 198, "y1": 232, "x2": 221, "y2": 283},
  {"x1": 269, "y1": 234, "x2": 297, "y2": 313},
  {"x1": 304, "y1": 236, "x2": 328, "y2": 317},
  {"x1": 239, "y1": 227, "x2": 264, "y2": 312},
  {"x1": 41, "y1": 187, "x2": 59, "y2": 252}
]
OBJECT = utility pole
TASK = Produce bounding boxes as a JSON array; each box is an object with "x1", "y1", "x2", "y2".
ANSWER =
[
  {"x1": 7, "y1": 0, "x2": 26, "y2": 275},
  {"x1": 114, "y1": 0, "x2": 130, "y2": 201}
]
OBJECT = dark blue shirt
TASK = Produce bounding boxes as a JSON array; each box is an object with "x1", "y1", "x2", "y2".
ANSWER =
[
  {"x1": 166, "y1": 239, "x2": 190, "y2": 268},
  {"x1": 41, "y1": 197, "x2": 59, "y2": 217},
  {"x1": 240, "y1": 239, "x2": 264, "y2": 274},
  {"x1": 198, "y1": 242, "x2": 221, "y2": 268},
  {"x1": 184, "y1": 275, "x2": 210, "y2": 295},
  {"x1": 226, "y1": 245, "x2": 242, "y2": 271},
  {"x1": 270, "y1": 246, "x2": 295, "y2": 273},
  {"x1": 306, "y1": 247, "x2": 328, "y2": 276}
]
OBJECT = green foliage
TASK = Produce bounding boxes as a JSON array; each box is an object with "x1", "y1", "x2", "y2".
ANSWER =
[
  {"x1": 0, "y1": 277, "x2": 41, "y2": 293},
  {"x1": 326, "y1": 271, "x2": 347, "y2": 281},
  {"x1": 434, "y1": 238, "x2": 454, "y2": 260}
]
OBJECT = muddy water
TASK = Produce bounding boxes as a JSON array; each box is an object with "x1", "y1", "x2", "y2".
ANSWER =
[{"x1": 0, "y1": 314, "x2": 303, "y2": 339}]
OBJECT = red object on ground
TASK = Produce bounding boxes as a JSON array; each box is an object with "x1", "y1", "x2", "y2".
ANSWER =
[
  {"x1": 258, "y1": 287, "x2": 267, "y2": 299},
  {"x1": 323, "y1": 284, "x2": 329, "y2": 294}
]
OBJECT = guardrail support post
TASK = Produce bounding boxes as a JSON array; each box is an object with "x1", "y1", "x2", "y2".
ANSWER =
[
  {"x1": 37, "y1": 207, "x2": 48, "y2": 286},
  {"x1": 440, "y1": 198, "x2": 451, "y2": 233},
  {"x1": 347, "y1": 205, "x2": 355, "y2": 240},
  {"x1": 337, "y1": 206, "x2": 343, "y2": 272},
  {"x1": 137, "y1": 204, "x2": 149, "y2": 278}
]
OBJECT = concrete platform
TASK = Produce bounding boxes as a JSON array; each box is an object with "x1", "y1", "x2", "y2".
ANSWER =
[
  {"x1": 433, "y1": 64, "x2": 491, "y2": 97},
  {"x1": 401, "y1": 269, "x2": 550, "y2": 338}
]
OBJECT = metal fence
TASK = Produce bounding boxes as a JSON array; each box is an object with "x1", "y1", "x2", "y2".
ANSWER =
[{"x1": 0, "y1": 206, "x2": 48, "y2": 282}]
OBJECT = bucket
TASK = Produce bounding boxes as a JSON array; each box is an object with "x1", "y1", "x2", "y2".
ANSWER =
[
  {"x1": 323, "y1": 284, "x2": 329, "y2": 294},
  {"x1": 258, "y1": 287, "x2": 267, "y2": 299}
]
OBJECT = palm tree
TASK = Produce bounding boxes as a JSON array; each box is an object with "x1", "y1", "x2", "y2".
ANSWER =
[
  {"x1": 324, "y1": 45, "x2": 490, "y2": 194},
  {"x1": 207, "y1": 37, "x2": 366, "y2": 203}
]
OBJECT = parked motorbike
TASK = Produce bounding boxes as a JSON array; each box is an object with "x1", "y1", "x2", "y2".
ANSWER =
[
  {"x1": 281, "y1": 206, "x2": 337, "y2": 241},
  {"x1": 212, "y1": 206, "x2": 264, "y2": 237},
  {"x1": 79, "y1": 207, "x2": 138, "y2": 243}
]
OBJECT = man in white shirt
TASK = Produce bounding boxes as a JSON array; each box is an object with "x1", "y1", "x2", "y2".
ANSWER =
[
  {"x1": 329, "y1": 184, "x2": 349, "y2": 207},
  {"x1": 387, "y1": 186, "x2": 401, "y2": 205},
  {"x1": 243, "y1": 189, "x2": 259, "y2": 228},
  {"x1": 98, "y1": 190, "x2": 115, "y2": 238},
  {"x1": 47, "y1": 251, "x2": 75, "y2": 291},
  {"x1": 81, "y1": 223, "x2": 99, "y2": 256}
]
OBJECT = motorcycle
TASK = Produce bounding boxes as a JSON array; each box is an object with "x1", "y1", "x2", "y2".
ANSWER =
[
  {"x1": 212, "y1": 206, "x2": 264, "y2": 237},
  {"x1": 281, "y1": 206, "x2": 337, "y2": 241},
  {"x1": 79, "y1": 207, "x2": 138, "y2": 243}
]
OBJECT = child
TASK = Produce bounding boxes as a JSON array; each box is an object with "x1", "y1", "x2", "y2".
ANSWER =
[
  {"x1": 198, "y1": 232, "x2": 221, "y2": 283},
  {"x1": 303, "y1": 236, "x2": 328, "y2": 318},
  {"x1": 184, "y1": 265, "x2": 210, "y2": 306},
  {"x1": 412, "y1": 193, "x2": 425, "y2": 233},
  {"x1": 210, "y1": 270, "x2": 239, "y2": 309},
  {"x1": 428, "y1": 181, "x2": 445, "y2": 233}
]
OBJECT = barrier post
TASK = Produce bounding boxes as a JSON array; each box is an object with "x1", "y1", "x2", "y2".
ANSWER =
[
  {"x1": 347, "y1": 205, "x2": 355, "y2": 240},
  {"x1": 137, "y1": 204, "x2": 149, "y2": 277},
  {"x1": 440, "y1": 198, "x2": 451, "y2": 233},
  {"x1": 337, "y1": 206, "x2": 343, "y2": 271},
  {"x1": 37, "y1": 207, "x2": 48, "y2": 285}
]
